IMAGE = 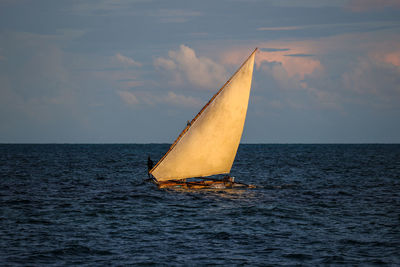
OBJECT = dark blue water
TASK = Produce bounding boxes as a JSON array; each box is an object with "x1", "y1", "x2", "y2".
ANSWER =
[{"x1": 1, "y1": 144, "x2": 399, "y2": 266}]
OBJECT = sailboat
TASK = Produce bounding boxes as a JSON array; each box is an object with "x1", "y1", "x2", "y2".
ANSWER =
[{"x1": 149, "y1": 48, "x2": 257, "y2": 189}]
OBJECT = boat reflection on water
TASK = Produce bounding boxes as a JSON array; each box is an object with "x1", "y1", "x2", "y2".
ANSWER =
[{"x1": 163, "y1": 186, "x2": 260, "y2": 202}]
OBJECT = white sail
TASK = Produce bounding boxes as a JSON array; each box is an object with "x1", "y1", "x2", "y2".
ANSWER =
[{"x1": 151, "y1": 48, "x2": 257, "y2": 182}]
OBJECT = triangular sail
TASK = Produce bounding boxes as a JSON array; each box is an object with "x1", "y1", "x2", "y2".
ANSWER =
[{"x1": 151, "y1": 48, "x2": 257, "y2": 182}]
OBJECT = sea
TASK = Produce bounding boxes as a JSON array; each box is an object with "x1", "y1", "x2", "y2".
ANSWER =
[{"x1": 0, "y1": 144, "x2": 399, "y2": 266}]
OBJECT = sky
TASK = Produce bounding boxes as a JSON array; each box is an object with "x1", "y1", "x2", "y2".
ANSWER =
[{"x1": 1, "y1": 0, "x2": 400, "y2": 143}]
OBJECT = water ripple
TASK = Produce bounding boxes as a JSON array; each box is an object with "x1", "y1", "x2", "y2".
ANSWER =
[{"x1": 0, "y1": 144, "x2": 399, "y2": 265}]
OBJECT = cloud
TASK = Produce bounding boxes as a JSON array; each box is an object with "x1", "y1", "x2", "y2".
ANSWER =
[
  {"x1": 346, "y1": 0, "x2": 400, "y2": 12},
  {"x1": 0, "y1": 30, "x2": 150, "y2": 141},
  {"x1": 154, "y1": 45, "x2": 228, "y2": 90},
  {"x1": 380, "y1": 51, "x2": 400, "y2": 68},
  {"x1": 114, "y1": 53, "x2": 141, "y2": 67},
  {"x1": 71, "y1": 0, "x2": 140, "y2": 16},
  {"x1": 256, "y1": 46, "x2": 322, "y2": 79},
  {"x1": 154, "y1": 57, "x2": 176, "y2": 70},
  {"x1": 257, "y1": 26, "x2": 302, "y2": 31},
  {"x1": 269, "y1": 0, "x2": 347, "y2": 8},
  {"x1": 164, "y1": 91, "x2": 202, "y2": 108},
  {"x1": 261, "y1": 48, "x2": 290, "y2": 52},
  {"x1": 76, "y1": 53, "x2": 144, "y2": 91},
  {"x1": 342, "y1": 57, "x2": 400, "y2": 105},
  {"x1": 0, "y1": 32, "x2": 71, "y2": 99},
  {"x1": 118, "y1": 90, "x2": 139, "y2": 105},
  {"x1": 73, "y1": 3, "x2": 202, "y2": 21},
  {"x1": 221, "y1": 45, "x2": 322, "y2": 93},
  {"x1": 0, "y1": 30, "x2": 103, "y2": 138},
  {"x1": 341, "y1": 45, "x2": 400, "y2": 106},
  {"x1": 335, "y1": 35, "x2": 399, "y2": 97},
  {"x1": 285, "y1": 53, "x2": 315, "y2": 57},
  {"x1": 220, "y1": 30, "x2": 400, "y2": 115},
  {"x1": 152, "y1": 9, "x2": 202, "y2": 23},
  {"x1": 221, "y1": 46, "x2": 321, "y2": 80},
  {"x1": 257, "y1": 21, "x2": 399, "y2": 35},
  {"x1": 117, "y1": 90, "x2": 202, "y2": 109}
]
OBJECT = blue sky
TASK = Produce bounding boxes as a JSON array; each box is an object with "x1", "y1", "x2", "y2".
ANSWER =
[{"x1": 1, "y1": 0, "x2": 400, "y2": 143}]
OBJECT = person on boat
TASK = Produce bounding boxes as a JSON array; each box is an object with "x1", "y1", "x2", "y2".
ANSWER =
[
  {"x1": 223, "y1": 175, "x2": 235, "y2": 183},
  {"x1": 147, "y1": 156, "x2": 153, "y2": 177}
]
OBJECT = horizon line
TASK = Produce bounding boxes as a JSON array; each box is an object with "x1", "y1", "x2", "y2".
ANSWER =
[{"x1": 1, "y1": 142, "x2": 399, "y2": 145}]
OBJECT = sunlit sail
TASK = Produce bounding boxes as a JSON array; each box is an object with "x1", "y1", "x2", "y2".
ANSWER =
[{"x1": 150, "y1": 48, "x2": 257, "y2": 188}]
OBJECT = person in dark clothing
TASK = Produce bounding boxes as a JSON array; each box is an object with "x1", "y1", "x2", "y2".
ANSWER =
[{"x1": 147, "y1": 156, "x2": 154, "y2": 178}]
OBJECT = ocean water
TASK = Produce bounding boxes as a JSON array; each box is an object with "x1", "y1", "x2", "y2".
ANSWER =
[{"x1": 0, "y1": 144, "x2": 399, "y2": 266}]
